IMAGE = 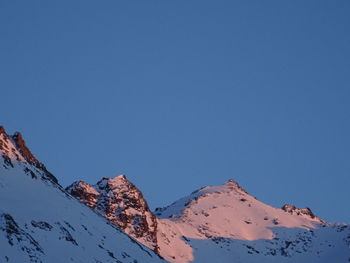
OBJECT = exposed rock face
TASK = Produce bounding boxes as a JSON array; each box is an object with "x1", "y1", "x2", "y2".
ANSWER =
[
  {"x1": 3, "y1": 126, "x2": 348, "y2": 263},
  {"x1": 12, "y1": 132, "x2": 58, "y2": 184},
  {"x1": 66, "y1": 175, "x2": 158, "y2": 252},
  {"x1": 12, "y1": 132, "x2": 41, "y2": 167},
  {"x1": 224, "y1": 179, "x2": 248, "y2": 194},
  {"x1": 0, "y1": 213, "x2": 44, "y2": 262},
  {"x1": 0, "y1": 126, "x2": 165, "y2": 263},
  {"x1": 66, "y1": 181, "x2": 99, "y2": 209},
  {"x1": 0, "y1": 126, "x2": 16, "y2": 168},
  {"x1": 0, "y1": 127, "x2": 58, "y2": 184},
  {"x1": 282, "y1": 204, "x2": 324, "y2": 223}
]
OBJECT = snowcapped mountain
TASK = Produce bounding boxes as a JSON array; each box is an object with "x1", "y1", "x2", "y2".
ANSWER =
[
  {"x1": 154, "y1": 180, "x2": 350, "y2": 263},
  {"x1": 1, "y1": 126, "x2": 349, "y2": 263},
  {"x1": 68, "y1": 176, "x2": 350, "y2": 263},
  {"x1": 0, "y1": 127, "x2": 164, "y2": 263}
]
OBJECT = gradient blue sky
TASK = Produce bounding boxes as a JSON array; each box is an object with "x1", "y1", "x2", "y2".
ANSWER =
[{"x1": 1, "y1": 1, "x2": 349, "y2": 222}]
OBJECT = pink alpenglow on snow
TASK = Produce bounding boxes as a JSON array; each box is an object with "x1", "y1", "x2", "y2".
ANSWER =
[{"x1": 1, "y1": 126, "x2": 349, "y2": 263}]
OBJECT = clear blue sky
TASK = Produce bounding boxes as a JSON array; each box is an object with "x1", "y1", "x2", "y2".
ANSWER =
[{"x1": 1, "y1": 1, "x2": 349, "y2": 222}]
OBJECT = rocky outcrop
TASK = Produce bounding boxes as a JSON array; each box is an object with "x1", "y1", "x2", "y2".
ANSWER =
[
  {"x1": 0, "y1": 213, "x2": 44, "y2": 262},
  {"x1": 66, "y1": 175, "x2": 158, "y2": 252},
  {"x1": 282, "y1": 204, "x2": 324, "y2": 223},
  {"x1": 11, "y1": 132, "x2": 58, "y2": 184},
  {"x1": 12, "y1": 132, "x2": 41, "y2": 167},
  {"x1": 66, "y1": 181, "x2": 99, "y2": 209},
  {"x1": 224, "y1": 179, "x2": 248, "y2": 194},
  {"x1": 0, "y1": 126, "x2": 58, "y2": 184},
  {"x1": 0, "y1": 126, "x2": 165, "y2": 263}
]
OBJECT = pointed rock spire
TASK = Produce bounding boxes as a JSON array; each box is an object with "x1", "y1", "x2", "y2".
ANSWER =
[
  {"x1": 0, "y1": 127, "x2": 59, "y2": 184},
  {"x1": 11, "y1": 131, "x2": 58, "y2": 184},
  {"x1": 12, "y1": 132, "x2": 40, "y2": 166}
]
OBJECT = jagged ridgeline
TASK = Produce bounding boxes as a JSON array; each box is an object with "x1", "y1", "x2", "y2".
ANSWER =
[
  {"x1": 0, "y1": 126, "x2": 165, "y2": 263},
  {"x1": 1, "y1": 126, "x2": 350, "y2": 263}
]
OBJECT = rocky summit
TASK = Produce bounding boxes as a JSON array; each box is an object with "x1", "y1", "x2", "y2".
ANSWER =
[{"x1": 66, "y1": 175, "x2": 158, "y2": 252}]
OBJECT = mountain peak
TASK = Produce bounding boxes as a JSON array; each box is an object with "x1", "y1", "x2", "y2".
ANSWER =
[
  {"x1": 67, "y1": 175, "x2": 159, "y2": 252},
  {"x1": 12, "y1": 131, "x2": 40, "y2": 166},
  {"x1": 0, "y1": 127, "x2": 58, "y2": 184},
  {"x1": 95, "y1": 174, "x2": 130, "y2": 191},
  {"x1": 11, "y1": 131, "x2": 58, "y2": 184},
  {"x1": 108, "y1": 174, "x2": 128, "y2": 183},
  {"x1": 224, "y1": 179, "x2": 248, "y2": 194},
  {"x1": 116, "y1": 174, "x2": 127, "y2": 180},
  {"x1": 0, "y1": 149, "x2": 163, "y2": 263}
]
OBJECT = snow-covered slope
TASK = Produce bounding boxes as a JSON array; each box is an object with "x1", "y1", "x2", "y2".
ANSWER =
[
  {"x1": 66, "y1": 171, "x2": 350, "y2": 263},
  {"x1": 66, "y1": 175, "x2": 158, "y2": 252},
  {"x1": 0, "y1": 127, "x2": 164, "y2": 263},
  {"x1": 155, "y1": 180, "x2": 350, "y2": 263},
  {"x1": 2, "y1": 126, "x2": 349, "y2": 263}
]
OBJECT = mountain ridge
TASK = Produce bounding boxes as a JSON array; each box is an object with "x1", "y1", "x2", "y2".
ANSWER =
[
  {"x1": 1, "y1": 127, "x2": 349, "y2": 263},
  {"x1": 0, "y1": 126, "x2": 165, "y2": 263},
  {"x1": 67, "y1": 172, "x2": 348, "y2": 263}
]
